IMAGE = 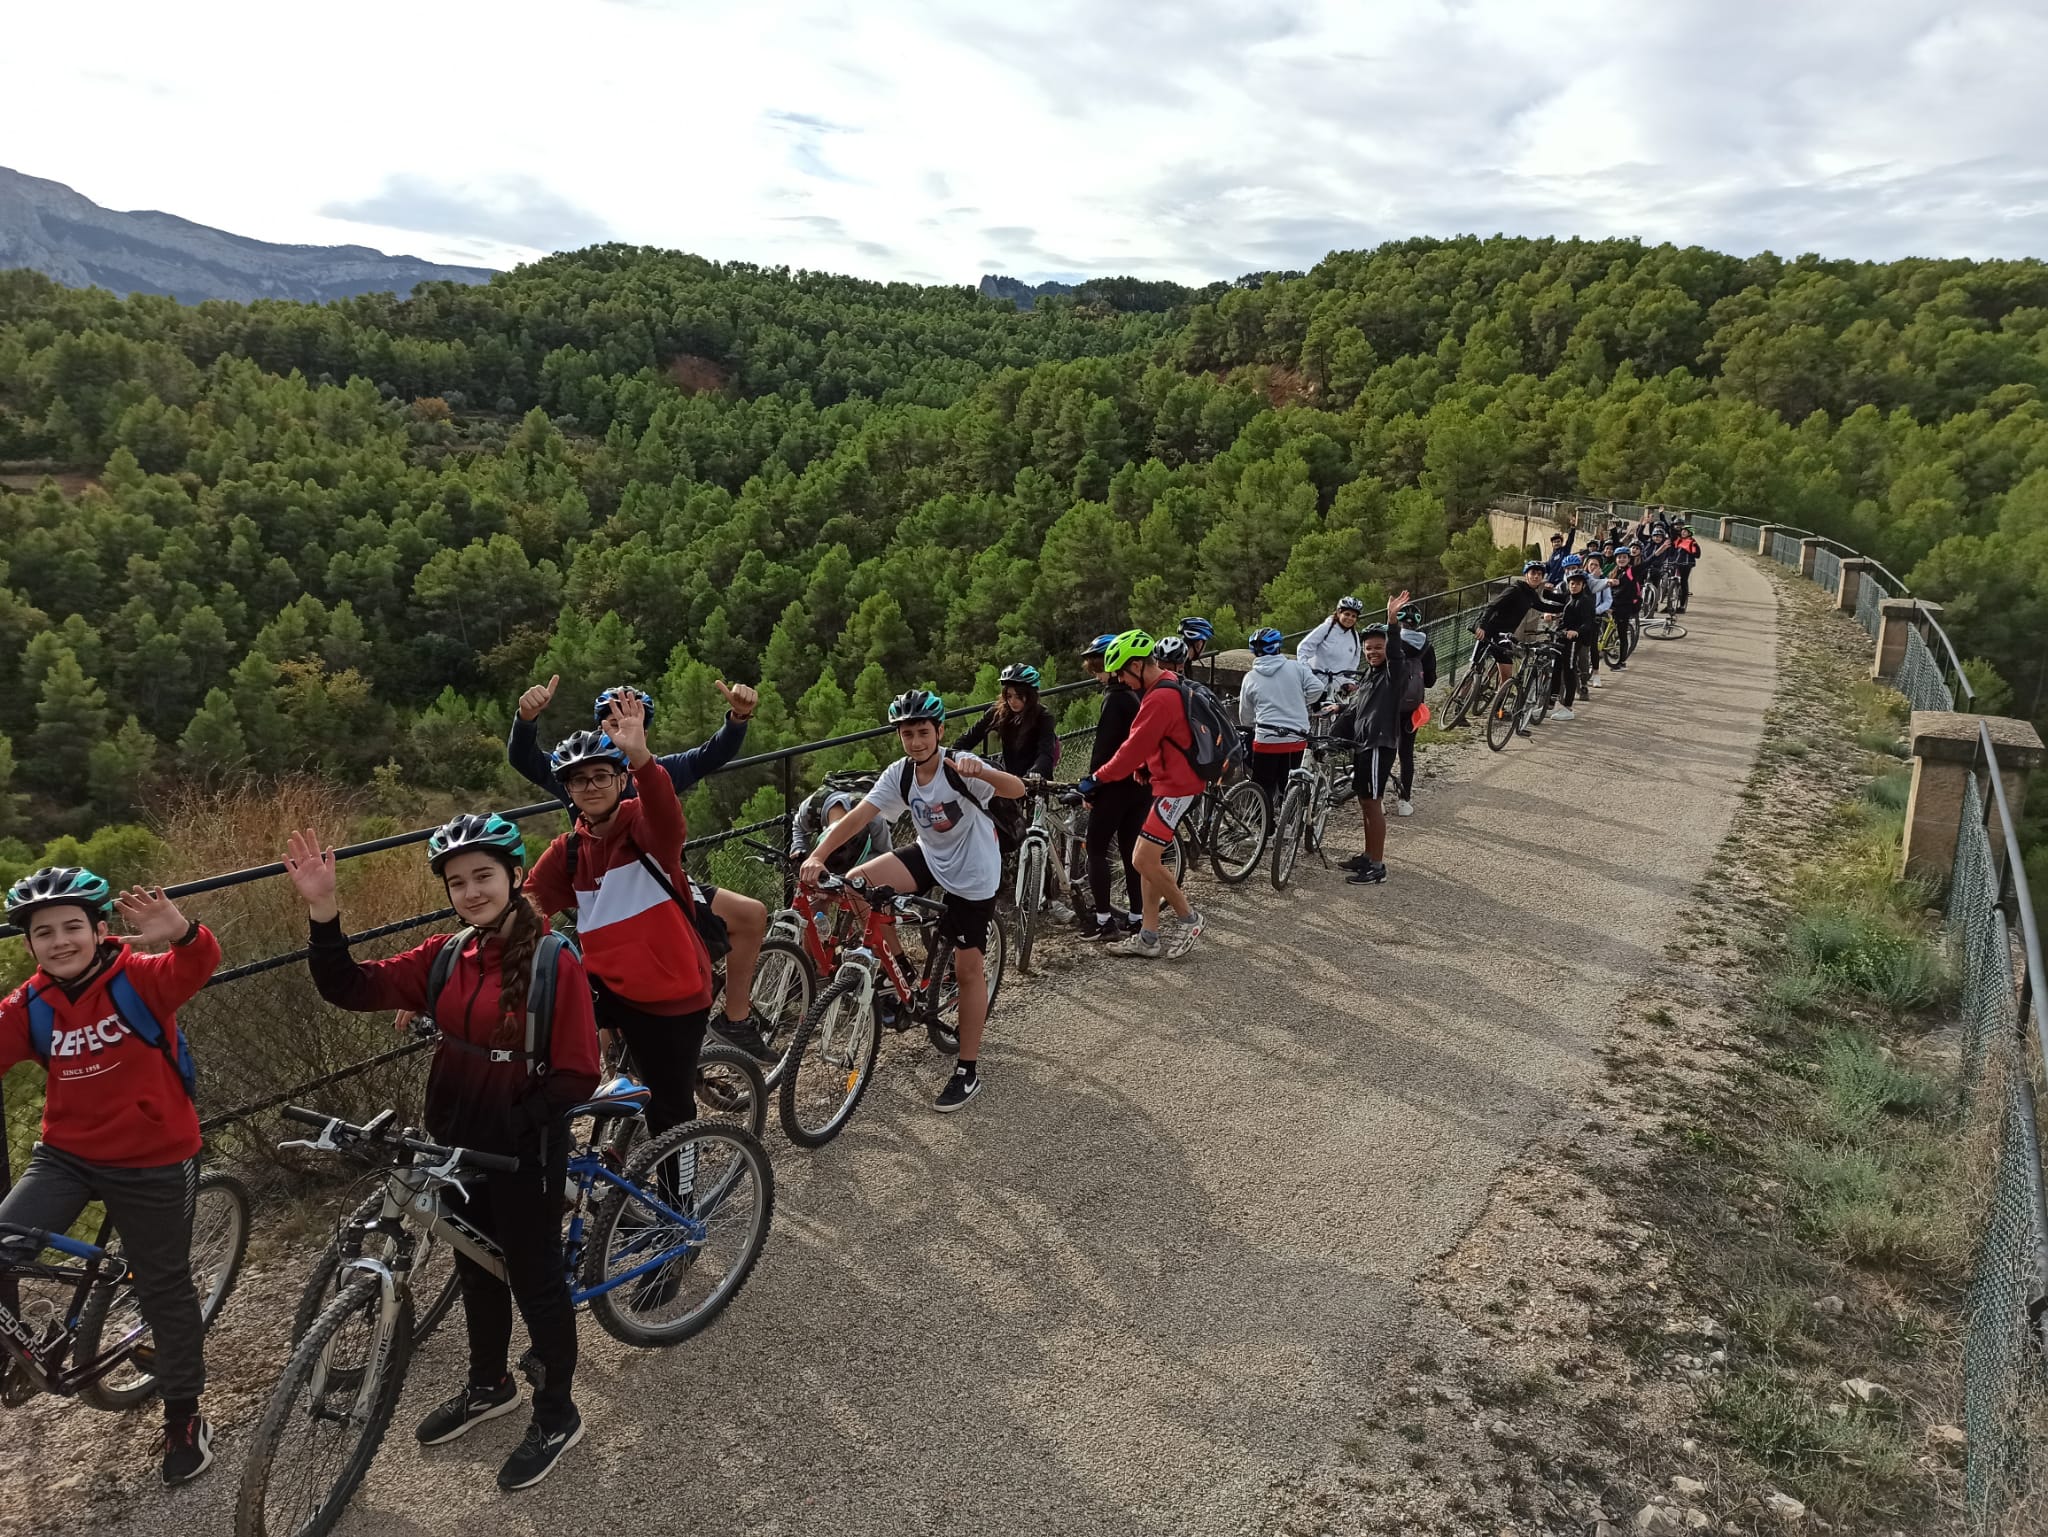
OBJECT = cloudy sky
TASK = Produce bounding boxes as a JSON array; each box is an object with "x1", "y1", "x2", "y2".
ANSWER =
[{"x1": 9, "y1": 0, "x2": 2046, "y2": 283}]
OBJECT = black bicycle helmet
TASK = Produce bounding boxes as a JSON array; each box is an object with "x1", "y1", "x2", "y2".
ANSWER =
[
  {"x1": 5, "y1": 865, "x2": 112, "y2": 925},
  {"x1": 887, "y1": 689, "x2": 945, "y2": 725},
  {"x1": 427, "y1": 813, "x2": 526, "y2": 875},
  {"x1": 550, "y1": 730, "x2": 629, "y2": 777}
]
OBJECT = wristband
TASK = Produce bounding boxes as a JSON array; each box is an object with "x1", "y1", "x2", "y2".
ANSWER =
[{"x1": 173, "y1": 918, "x2": 201, "y2": 947}]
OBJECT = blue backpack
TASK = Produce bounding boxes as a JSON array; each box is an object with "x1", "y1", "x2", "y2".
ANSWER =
[{"x1": 25, "y1": 972, "x2": 200, "y2": 1103}]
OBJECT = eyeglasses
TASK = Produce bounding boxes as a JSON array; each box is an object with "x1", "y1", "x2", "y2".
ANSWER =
[{"x1": 562, "y1": 769, "x2": 621, "y2": 791}]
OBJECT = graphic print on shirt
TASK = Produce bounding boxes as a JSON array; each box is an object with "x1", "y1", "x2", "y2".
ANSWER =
[
  {"x1": 47, "y1": 1011, "x2": 139, "y2": 1082},
  {"x1": 912, "y1": 793, "x2": 969, "y2": 834}
]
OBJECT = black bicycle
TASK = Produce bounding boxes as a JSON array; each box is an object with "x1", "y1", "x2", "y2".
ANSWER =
[{"x1": 0, "y1": 1169, "x2": 249, "y2": 1413}]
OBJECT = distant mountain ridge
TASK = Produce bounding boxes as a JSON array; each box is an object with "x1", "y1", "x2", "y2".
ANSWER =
[{"x1": 0, "y1": 167, "x2": 495, "y2": 304}]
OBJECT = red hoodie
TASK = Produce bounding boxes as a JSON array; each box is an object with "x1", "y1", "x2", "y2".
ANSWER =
[
  {"x1": 0, "y1": 929, "x2": 221, "y2": 1168},
  {"x1": 529, "y1": 757, "x2": 713, "y2": 1015},
  {"x1": 1095, "y1": 670, "x2": 1203, "y2": 799}
]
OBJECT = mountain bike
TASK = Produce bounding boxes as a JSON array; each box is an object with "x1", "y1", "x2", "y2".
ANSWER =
[
  {"x1": 1597, "y1": 611, "x2": 1629, "y2": 667},
  {"x1": 1444, "y1": 636, "x2": 1519, "y2": 731},
  {"x1": 1637, "y1": 604, "x2": 1688, "y2": 641},
  {"x1": 282, "y1": 1041, "x2": 767, "y2": 1355},
  {"x1": 1013, "y1": 776, "x2": 1085, "y2": 972},
  {"x1": 238, "y1": 1097, "x2": 771, "y2": 1537},
  {"x1": 1509, "y1": 632, "x2": 1567, "y2": 737},
  {"x1": 1269, "y1": 736, "x2": 1344, "y2": 890},
  {"x1": 778, "y1": 872, "x2": 1009, "y2": 1148},
  {"x1": 701, "y1": 875, "x2": 817, "y2": 1092},
  {"x1": 0, "y1": 1170, "x2": 248, "y2": 1413},
  {"x1": 1175, "y1": 773, "x2": 1269, "y2": 884}
]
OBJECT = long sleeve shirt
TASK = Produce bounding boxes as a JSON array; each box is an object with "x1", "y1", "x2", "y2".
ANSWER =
[
  {"x1": 1086, "y1": 685, "x2": 1141, "y2": 776},
  {"x1": 1477, "y1": 580, "x2": 1564, "y2": 638},
  {"x1": 507, "y1": 712, "x2": 749, "y2": 809},
  {"x1": 1094, "y1": 671, "x2": 1202, "y2": 798},
  {"x1": 1295, "y1": 616, "x2": 1363, "y2": 692},
  {"x1": 955, "y1": 703, "x2": 1061, "y2": 778}
]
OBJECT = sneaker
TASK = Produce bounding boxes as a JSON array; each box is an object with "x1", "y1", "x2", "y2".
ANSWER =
[
  {"x1": 1338, "y1": 851, "x2": 1373, "y2": 870},
  {"x1": 1551, "y1": 708, "x2": 1576, "y2": 721},
  {"x1": 1345, "y1": 861, "x2": 1388, "y2": 886},
  {"x1": 1610, "y1": 662, "x2": 1627, "y2": 671},
  {"x1": 1395, "y1": 799, "x2": 1414, "y2": 817},
  {"x1": 933, "y1": 1066, "x2": 980, "y2": 1113},
  {"x1": 1166, "y1": 909, "x2": 1205, "y2": 959},
  {"x1": 497, "y1": 1412, "x2": 585, "y2": 1492},
  {"x1": 1105, "y1": 929, "x2": 1163, "y2": 959},
  {"x1": 1074, "y1": 911, "x2": 1108, "y2": 938},
  {"x1": 160, "y1": 1412, "x2": 214, "y2": 1486},
  {"x1": 1045, "y1": 900, "x2": 1075, "y2": 923},
  {"x1": 416, "y1": 1376, "x2": 520, "y2": 1445},
  {"x1": 709, "y1": 1014, "x2": 778, "y2": 1063},
  {"x1": 1590, "y1": 677, "x2": 1605, "y2": 689}
]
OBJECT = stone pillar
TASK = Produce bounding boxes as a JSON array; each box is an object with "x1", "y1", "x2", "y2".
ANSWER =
[
  {"x1": 1903, "y1": 713, "x2": 2047, "y2": 884},
  {"x1": 1718, "y1": 516, "x2": 1734, "y2": 543},
  {"x1": 1836, "y1": 557, "x2": 1874, "y2": 612},
  {"x1": 1755, "y1": 522, "x2": 1786, "y2": 554},
  {"x1": 1797, "y1": 538, "x2": 1825, "y2": 578},
  {"x1": 1874, "y1": 598, "x2": 1943, "y2": 681}
]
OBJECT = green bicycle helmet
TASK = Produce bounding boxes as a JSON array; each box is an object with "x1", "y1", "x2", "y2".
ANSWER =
[
  {"x1": 887, "y1": 688, "x2": 946, "y2": 725},
  {"x1": 427, "y1": 813, "x2": 526, "y2": 875},
  {"x1": 1101, "y1": 630, "x2": 1155, "y2": 674},
  {"x1": 6, "y1": 866, "x2": 113, "y2": 926}
]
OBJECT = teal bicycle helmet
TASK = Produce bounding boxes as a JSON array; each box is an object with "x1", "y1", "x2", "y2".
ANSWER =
[
  {"x1": 887, "y1": 689, "x2": 946, "y2": 725},
  {"x1": 428, "y1": 813, "x2": 526, "y2": 875},
  {"x1": 6, "y1": 866, "x2": 112, "y2": 925}
]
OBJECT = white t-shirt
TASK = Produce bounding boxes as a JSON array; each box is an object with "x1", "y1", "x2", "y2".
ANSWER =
[{"x1": 863, "y1": 751, "x2": 1001, "y2": 900}]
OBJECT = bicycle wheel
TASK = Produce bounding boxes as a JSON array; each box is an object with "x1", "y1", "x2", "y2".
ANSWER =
[
  {"x1": 1208, "y1": 780, "x2": 1268, "y2": 884},
  {"x1": 693, "y1": 1044, "x2": 769, "y2": 1139},
  {"x1": 1529, "y1": 659, "x2": 1555, "y2": 726},
  {"x1": 1305, "y1": 765, "x2": 1335, "y2": 853},
  {"x1": 1642, "y1": 618, "x2": 1687, "y2": 639},
  {"x1": 286, "y1": 1189, "x2": 460, "y2": 1357},
  {"x1": 1600, "y1": 621, "x2": 1625, "y2": 667},
  {"x1": 747, "y1": 938, "x2": 816, "y2": 1091},
  {"x1": 924, "y1": 912, "x2": 1008, "y2": 1044},
  {"x1": 582, "y1": 1120, "x2": 772, "y2": 1349},
  {"x1": 78, "y1": 1169, "x2": 251, "y2": 1411},
  {"x1": 1270, "y1": 783, "x2": 1306, "y2": 890},
  {"x1": 1486, "y1": 677, "x2": 1524, "y2": 752},
  {"x1": 1014, "y1": 839, "x2": 1048, "y2": 974},
  {"x1": 777, "y1": 972, "x2": 881, "y2": 1148},
  {"x1": 235, "y1": 1279, "x2": 416, "y2": 1537},
  {"x1": 1443, "y1": 666, "x2": 1484, "y2": 728}
]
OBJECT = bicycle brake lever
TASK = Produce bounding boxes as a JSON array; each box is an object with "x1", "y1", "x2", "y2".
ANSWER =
[
  {"x1": 423, "y1": 1148, "x2": 471, "y2": 1203},
  {"x1": 279, "y1": 1116, "x2": 346, "y2": 1154}
]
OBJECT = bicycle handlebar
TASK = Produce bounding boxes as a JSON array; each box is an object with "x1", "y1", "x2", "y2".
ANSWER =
[
  {"x1": 0, "y1": 1222, "x2": 101, "y2": 1260},
  {"x1": 821, "y1": 872, "x2": 946, "y2": 918},
  {"x1": 277, "y1": 1104, "x2": 521, "y2": 1174}
]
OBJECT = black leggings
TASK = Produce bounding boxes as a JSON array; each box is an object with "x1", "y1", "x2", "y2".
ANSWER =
[
  {"x1": 1086, "y1": 787, "x2": 1147, "y2": 918},
  {"x1": 1613, "y1": 609, "x2": 1638, "y2": 662},
  {"x1": 1677, "y1": 566, "x2": 1692, "y2": 608},
  {"x1": 1248, "y1": 748, "x2": 1301, "y2": 806},
  {"x1": 596, "y1": 988, "x2": 709, "y2": 1138},
  {"x1": 1396, "y1": 730, "x2": 1415, "y2": 800},
  {"x1": 447, "y1": 1135, "x2": 578, "y2": 1428}
]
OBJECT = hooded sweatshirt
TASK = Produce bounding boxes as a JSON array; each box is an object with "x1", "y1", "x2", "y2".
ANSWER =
[
  {"x1": 1095, "y1": 670, "x2": 1203, "y2": 798},
  {"x1": 1338, "y1": 635, "x2": 1415, "y2": 751},
  {"x1": 1237, "y1": 653, "x2": 1319, "y2": 750},
  {"x1": 0, "y1": 928, "x2": 221, "y2": 1168},
  {"x1": 1295, "y1": 616, "x2": 1362, "y2": 692}
]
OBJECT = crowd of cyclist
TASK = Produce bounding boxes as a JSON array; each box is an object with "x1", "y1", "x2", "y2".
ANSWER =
[{"x1": 0, "y1": 506, "x2": 1702, "y2": 1498}]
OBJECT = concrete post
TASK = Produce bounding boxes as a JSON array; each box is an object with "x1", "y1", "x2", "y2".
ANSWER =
[
  {"x1": 1874, "y1": 598, "x2": 1943, "y2": 681},
  {"x1": 1755, "y1": 523, "x2": 1786, "y2": 554},
  {"x1": 1718, "y1": 516, "x2": 1734, "y2": 543},
  {"x1": 1903, "y1": 713, "x2": 2047, "y2": 884},
  {"x1": 1836, "y1": 557, "x2": 1875, "y2": 613},
  {"x1": 1797, "y1": 538, "x2": 1825, "y2": 578}
]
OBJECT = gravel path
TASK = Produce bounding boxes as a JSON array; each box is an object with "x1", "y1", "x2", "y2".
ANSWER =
[{"x1": 4, "y1": 553, "x2": 1778, "y2": 1537}]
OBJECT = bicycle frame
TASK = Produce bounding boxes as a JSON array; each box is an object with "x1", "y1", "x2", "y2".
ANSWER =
[{"x1": 0, "y1": 1221, "x2": 146, "y2": 1400}]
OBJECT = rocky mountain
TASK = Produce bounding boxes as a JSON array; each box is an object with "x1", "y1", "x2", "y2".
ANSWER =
[
  {"x1": 978, "y1": 274, "x2": 1076, "y2": 309},
  {"x1": 0, "y1": 167, "x2": 495, "y2": 304}
]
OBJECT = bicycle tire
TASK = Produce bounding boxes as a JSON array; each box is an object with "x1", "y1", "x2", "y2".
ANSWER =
[
  {"x1": 1305, "y1": 765, "x2": 1334, "y2": 853},
  {"x1": 1208, "y1": 780, "x2": 1268, "y2": 884},
  {"x1": 1529, "y1": 657, "x2": 1555, "y2": 726},
  {"x1": 77, "y1": 1170, "x2": 252, "y2": 1411},
  {"x1": 777, "y1": 972, "x2": 881, "y2": 1148},
  {"x1": 285, "y1": 1188, "x2": 460, "y2": 1357},
  {"x1": 234, "y1": 1279, "x2": 415, "y2": 1537},
  {"x1": 747, "y1": 938, "x2": 816, "y2": 1092},
  {"x1": 1600, "y1": 621, "x2": 1625, "y2": 667},
  {"x1": 1443, "y1": 666, "x2": 1484, "y2": 728},
  {"x1": 924, "y1": 913, "x2": 1008, "y2": 1044},
  {"x1": 1270, "y1": 784, "x2": 1306, "y2": 890},
  {"x1": 582, "y1": 1120, "x2": 774, "y2": 1349},
  {"x1": 1486, "y1": 677, "x2": 1524, "y2": 751},
  {"x1": 692, "y1": 1044, "x2": 769, "y2": 1139},
  {"x1": 1015, "y1": 840, "x2": 1047, "y2": 974},
  {"x1": 1642, "y1": 620, "x2": 1687, "y2": 639}
]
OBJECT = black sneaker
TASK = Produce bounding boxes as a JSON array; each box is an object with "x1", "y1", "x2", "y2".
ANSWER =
[
  {"x1": 1073, "y1": 911, "x2": 1108, "y2": 938},
  {"x1": 416, "y1": 1376, "x2": 520, "y2": 1445},
  {"x1": 933, "y1": 1067, "x2": 981, "y2": 1113},
  {"x1": 160, "y1": 1412, "x2": 214, "y2": 1486},
  {"x1": 1345, "y1": 861, "x2": 1388, "y2": 886},
  {"x1": 1338, "y1": 852, "x2": 1372, "y2": 871},
  {"x1": 497, "y1": 1412, "x2": 585, "y2": 1492},
  {"x1": 709, "y1": 1015, "x2": 778, "y2": 1063}
]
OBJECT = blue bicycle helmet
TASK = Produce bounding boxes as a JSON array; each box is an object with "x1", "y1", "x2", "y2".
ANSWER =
[
  {"x1": 1177, "y1": 615, "x2": 1214, "y2": 643},
  {"x1": 594, "y1": 686, "x2": 654, "y2": 728},
  {"x1": 428, "y1": 812, "x2": 526, "y2": 875},
  {"x1": 887, "y1": 689, "x2": 946, "y2": 725},
  {"x1": 1562, "y1": 554, "x2": 1584, "y2": 570},
  {"x1": 1249, "y1": 627, "x2": 1284, "y2": 656},
  {"x1": 550, "y1": 730, "x2": 629, "y2": 777},
  {"x1": 1082, "y1": 632, "x2": 1119, "y2": 660}
]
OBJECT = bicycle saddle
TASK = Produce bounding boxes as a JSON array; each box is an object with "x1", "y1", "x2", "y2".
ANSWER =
[{"x1": 565, "y1": 1075, "x2": 652, "y2": 1121}]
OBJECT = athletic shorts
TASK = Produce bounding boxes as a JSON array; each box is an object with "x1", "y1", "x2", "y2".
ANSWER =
[
  {"x1": 688, "y1": 881, "x2": 730, "y2": 961},
  {"x1": 895, "y1": 845, "x2": 995, "y2": 954},
  {"x1": 1353, "y1": 747, "x2": 1394, "y2": 802},
  {"x1": 1139, "y1": 793, "x2": 1195, "y2": 847}
]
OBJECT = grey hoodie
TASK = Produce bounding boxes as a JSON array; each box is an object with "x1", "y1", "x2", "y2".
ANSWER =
[{"x1": 1237, "y1": 653, "x2": 1319, "y2": 748}]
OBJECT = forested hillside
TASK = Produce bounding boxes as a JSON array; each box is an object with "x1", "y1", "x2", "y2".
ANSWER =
[{"x1": 2, "y1": 235, "x2": 2044, "y2": 879}]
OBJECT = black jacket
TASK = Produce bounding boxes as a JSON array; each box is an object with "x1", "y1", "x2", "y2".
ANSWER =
[
  {"x1": 1554, "y1": 587, "x2": 1599, "y2": 641},
  {"x1": 957, "y1": 702, "x2": 1060, "y2": 778},
  {"x1": 1477, "y1": 580, "x2": 1564, "y2": 638},
  {"x1": 1339, "y1": 636, "x2": 1415, "y2": 752}
]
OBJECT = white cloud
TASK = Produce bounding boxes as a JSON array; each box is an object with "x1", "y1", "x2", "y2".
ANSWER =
[{"x1": 3, "y1": 0, "x2": 2044, "y2": 284}]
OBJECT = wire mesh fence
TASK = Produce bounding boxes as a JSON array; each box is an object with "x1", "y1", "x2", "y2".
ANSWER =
[
  {"x1": 1768, "y1": 531, "x2": 1803, "y2": 566},
  {"x1": 1727, "y1": 520, "x2": 1760, "y2": 549},
  {"x1": 1813, "y1": 546, "x2": 1843, "y2": 596},
  {"x1": 1898, "y1": 626, "x2": 1958, "y2": 713},
  {"x1": 1856, "y1": 572, "x2": 1889, "y2": 637}
]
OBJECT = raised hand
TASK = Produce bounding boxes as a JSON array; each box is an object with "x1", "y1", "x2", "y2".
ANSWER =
[
  {"x1": 714, "y1": 680, "x2": 758, "y2": 722},
  {"x1": 518, "y1": 674, "x2": 561, "y2": 723},
  {"x1": 601, "y1": 689, "x2": 649, "y2": 763},
  {"x1": 1387, "y1": 589, "x2": 1411, "y2": 618},
  {"x1": 284, "y1": 827, "x2": 340, "y2": 920},
  {"x1": 114, "y1": 887, "x2": 190, "y2": 946}
]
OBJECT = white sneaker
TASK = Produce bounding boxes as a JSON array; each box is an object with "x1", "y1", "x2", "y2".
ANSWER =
[
  {"x1": 1590, "y1": 677, "x2": 1605, "y2": 689},
  {"x1": 1395, "y1": 799, "x2": 1414, "y2": 817},
  {"x1": 1551, "y1": 708, "x2": 1576, "y2": 721}
]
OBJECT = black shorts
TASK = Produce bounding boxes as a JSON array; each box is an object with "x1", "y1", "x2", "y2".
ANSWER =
[
  {"x1": 895, "y1": 845, "x2": 996, "y2": 954},
  {"x1": 687, "y1": 881, "x2": 730, "y2": 962},
  {"x1": 1353, "y1": 746, "x2": 1394, "y2": 802}
]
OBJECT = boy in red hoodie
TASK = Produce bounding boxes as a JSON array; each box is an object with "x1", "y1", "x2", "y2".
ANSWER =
[
  {"x1": 0, "y1": 866, "x2": 221, "y2": 1485},
  {"x1": 1078, "y1": 631, "x2": 1206, "y2": 961}
]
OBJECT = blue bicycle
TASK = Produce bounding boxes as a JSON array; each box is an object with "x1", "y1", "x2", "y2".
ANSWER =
[{"x1": 234, "y1": 1086, "x2": 773, "y2": 1537}]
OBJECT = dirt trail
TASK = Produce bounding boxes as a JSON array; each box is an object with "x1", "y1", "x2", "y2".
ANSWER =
[{"x1": 2, "y1": 554, "x2": 1779, "y2": 1537}]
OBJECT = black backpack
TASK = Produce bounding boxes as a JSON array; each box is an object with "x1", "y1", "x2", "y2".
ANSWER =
[
  {"x1": 424, "y1": 926, "x2": 577, "y2": 1077},
  {"x1": 1155, "y1": 676, "x2": 1241, "y2": 784},
  {"x1": 898, "y1": 750, "x2": 1025, "y2": 856}
]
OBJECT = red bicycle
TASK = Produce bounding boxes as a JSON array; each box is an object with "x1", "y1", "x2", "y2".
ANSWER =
[{"x1": 776, "y1": 872, "x2": 1009, "y2": 1148}]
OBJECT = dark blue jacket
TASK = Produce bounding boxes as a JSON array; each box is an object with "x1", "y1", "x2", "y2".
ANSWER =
[
  {"x1": 507, "y1": 713, "x2": 749, "y2": 810},
  {"x1": 1543, "y1": 528, "x2": 1579, "y2": 585}
]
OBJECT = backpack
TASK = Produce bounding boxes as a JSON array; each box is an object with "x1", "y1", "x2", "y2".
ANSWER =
[
  {"x1": 423, "y1": 926, "x2": 578, "y2": 1077},
  {"x1": 1155, "y1": 676, "x2": 1241, "y2": 784},
  {"x1": 25, "y1": 972, "x2": 199, "y2": 1103},
  {"x1": 897, "y1": 750, "x2": 1025, "y2": 856}
]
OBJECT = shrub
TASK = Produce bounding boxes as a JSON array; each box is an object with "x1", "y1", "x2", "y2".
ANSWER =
[{"x1": 1863, "y1": 769, "x2": 1911, "y2": 812}]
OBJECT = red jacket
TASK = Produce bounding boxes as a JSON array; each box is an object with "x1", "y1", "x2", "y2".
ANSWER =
[
  {"x1": 529, "y1": 758, "x2": 713, "y2": 1015},
  {"x1": 307, "y1": 918, "x2": 601, "y2": 1155},
  {"x1": 0, "y1": 930, "x2": 220, "y2": 1168},
  {"x1": 1095, "y1": 670, "x2": 1203, "y2": 799}
]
